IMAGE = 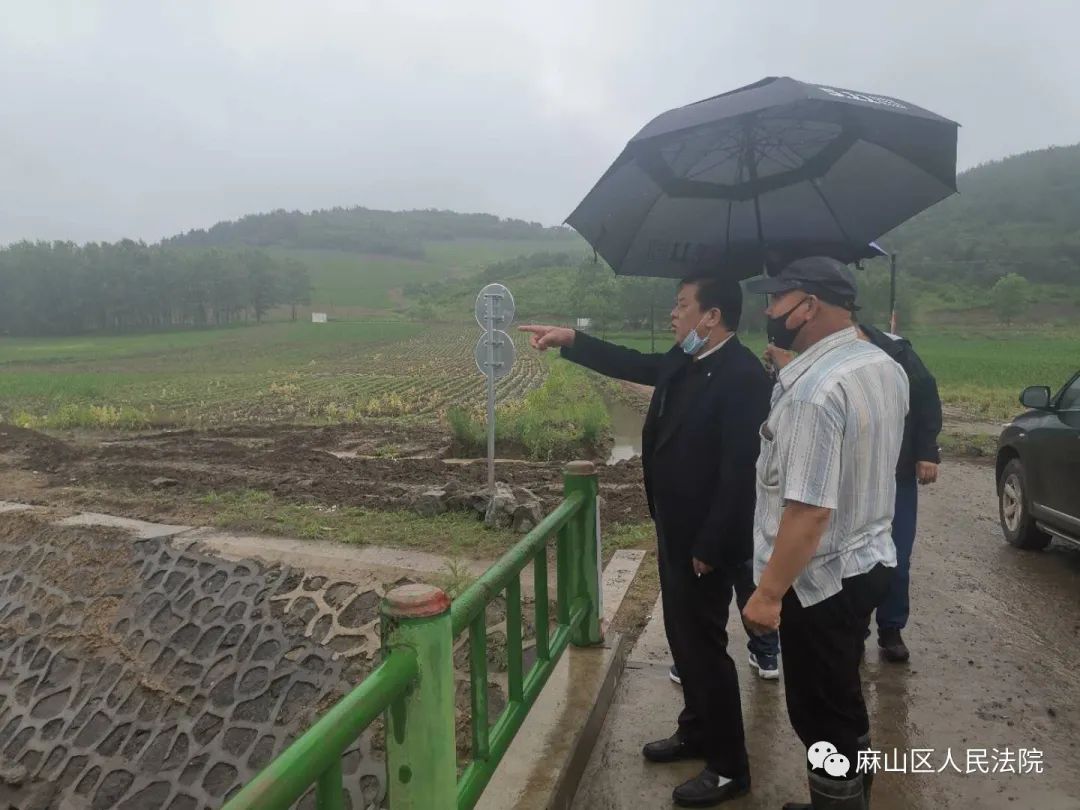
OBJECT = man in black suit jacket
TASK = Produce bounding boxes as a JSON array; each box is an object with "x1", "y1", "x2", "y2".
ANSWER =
[{"x1": 520, "y1": 275, "x2": 774, "y2": 807}]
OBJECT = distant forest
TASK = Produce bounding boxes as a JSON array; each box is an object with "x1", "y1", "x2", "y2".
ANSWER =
[
  {"x1": 884, "y1": 143, "x2": 1080, "y2": 284},
  {"x1": 164, "y1": 207, "x2": 573, "y2": 257},
  {"x1": 1, "y1": 209, "x2": 572, "y2": 338},
  {"x1": 4, "y1": 144, "x2": 1079, "y2": 338},
  {"x1": 0, "y1": 241, "x2": 311, "y2": 337}
]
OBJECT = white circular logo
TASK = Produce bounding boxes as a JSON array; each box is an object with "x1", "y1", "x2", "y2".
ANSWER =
[
  {"x1": 807, "y1": 741, "x2": 837, "y2": 770},
  {"x1": 823, "y1": 753, "x2": 851, "y2": 778}
]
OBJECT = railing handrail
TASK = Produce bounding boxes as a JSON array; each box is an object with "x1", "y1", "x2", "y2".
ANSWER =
[
  {"x1": 223, "y1": 461, "x2": 601, "y2": 810},
  {"x1": 450, "y1": 491, "x2": 584, "y2": 636},
  {"x1": 222, "y1": 648, "x2": 418, "y2": 809},
  {"x1": 455, "y1": 594, "x2": 591, "y2": 809}
]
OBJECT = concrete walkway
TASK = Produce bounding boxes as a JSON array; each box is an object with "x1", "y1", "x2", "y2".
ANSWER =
[
  {"x1": 573, "y1": 462, "x2": 1080, "y2": 809},
  {"x1": 574, "y1": 595, "x2": 804, "y2": 810}
]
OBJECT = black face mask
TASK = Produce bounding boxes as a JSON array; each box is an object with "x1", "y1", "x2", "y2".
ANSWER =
[{"x1": 766, "y1": 297, "x2": 811, "y2": 350}]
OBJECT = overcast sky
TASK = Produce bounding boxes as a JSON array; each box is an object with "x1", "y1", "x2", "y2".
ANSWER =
[{"x1": 2, "y1": 1, "x2": 1076, "y2": 245}]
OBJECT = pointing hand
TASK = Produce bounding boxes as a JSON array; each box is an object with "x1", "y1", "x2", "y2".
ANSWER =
[{"x1": 518, "y1": 325, "x2": 575, "y2": 352}]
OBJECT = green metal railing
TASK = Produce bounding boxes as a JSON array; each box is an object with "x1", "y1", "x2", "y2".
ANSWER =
[{"x1": 223, "y1": 460, "x2": 602, "y2": 810}]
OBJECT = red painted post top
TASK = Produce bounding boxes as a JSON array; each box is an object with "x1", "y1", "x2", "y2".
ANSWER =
[
  {"x1": 383, "y1": 584, "x2": 451, "y2": 619},
  {"x1": 564, "y1": 460, "x2": 597, "y2": 476}
]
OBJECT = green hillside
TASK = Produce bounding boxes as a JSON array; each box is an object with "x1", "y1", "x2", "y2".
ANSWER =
[
  {"x1": 165, "y1": 206, "x2": 578, "y2": 257},
  {"x1": 166, "y1": 205, "x2": 587, "y2": 312},
  {"x1": 269, "y1": 237, "x2": 586, "y2": 312},
  {"x1": 882, "y1": 143, "x2": 1080, "y2": 285}
]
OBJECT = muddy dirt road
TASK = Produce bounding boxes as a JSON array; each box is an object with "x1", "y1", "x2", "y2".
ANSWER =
[{"x1": 578, "y1": 461, "x2": 1080, "y2": 810}]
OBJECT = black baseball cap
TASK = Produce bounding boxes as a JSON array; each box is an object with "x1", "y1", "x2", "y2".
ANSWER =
[{"x1": 745, "y1": 256, "x2": 860, "y2": 311}]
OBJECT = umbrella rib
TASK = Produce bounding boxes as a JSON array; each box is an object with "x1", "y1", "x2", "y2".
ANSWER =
[
  {"x1": 744, "y1": 124, "x2": 767, "y2": 258},
  {"x1": 723, "y1": 146, "x2": 744, "y2": 262},
  {"x1": 685, "y1": 139, "x2": 744, "y2": 180},
  {"x1": 646, "y1": 129, "x2": 859, "y2": 201},
  {"x1": 665, "y1": 140, "x2": 690, "y2": 173},
  {"x1": 808, "y1": 179, "x2": 857, "y2": 247},
  {"x1": 613, "y1": 188, "x2": 668, "y2": 274},
  {"x1": 761, "y1": 141, "x2": 809, "y2": 172}
]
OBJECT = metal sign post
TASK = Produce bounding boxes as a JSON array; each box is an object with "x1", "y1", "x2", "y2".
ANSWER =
[
  {"x1": 474, "y1": 284, "x2": 515, "y2": 496},
  {"x1": 889, "y1": 252, "x2": 898, "y2": 334}
]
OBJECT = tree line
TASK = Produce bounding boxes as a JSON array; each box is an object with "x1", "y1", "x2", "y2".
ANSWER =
[
  {"x1": 407, "y1": 251, "x2": 925, "y2": 335},
  {"x1": 0, "y1": 241, "x2": 312, "y2": 337},
  {"x1": 164, "y1": 206, "x2": 576, "y2": 258},
  {"x1": 408, "y1": 251, "x2": 681, "y2": 334}
]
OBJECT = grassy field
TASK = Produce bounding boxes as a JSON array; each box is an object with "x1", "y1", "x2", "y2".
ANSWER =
[
  {"x1": 448, "y1": 358, "x2": 610, "y2": 460},
  {"x1": 897, "y1": 328, "x2": 1080, "y2": 418},
  {"x1": 608, "y1": 325, "x2": 1080, "y2": 421}
]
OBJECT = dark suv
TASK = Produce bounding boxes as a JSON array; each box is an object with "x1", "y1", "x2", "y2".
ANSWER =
[{"x1": 996, "y1": 371, "x2": 1080, "y2": 549}]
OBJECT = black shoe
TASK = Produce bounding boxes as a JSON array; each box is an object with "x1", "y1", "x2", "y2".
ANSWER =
[
  {"x1": 642, "y1": 733, "x2": 702, "y2": 763},
  {"x1": 669, "y1": 664, "x2": 682, "y2": 685},
  {"x1": 672, "y1": 769, "x2": 750, "y2": 807},
  {"x1": 878, "y1": 627, "x2": 910, "y2": 662}
]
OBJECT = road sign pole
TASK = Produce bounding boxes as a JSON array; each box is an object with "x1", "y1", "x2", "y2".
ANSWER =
[
  {"x1": 485, "y1": 296, "x2": 496, "y2": 496},
  {"x1": 473, "y1": 283, "x2": 515, "y2": 504}
]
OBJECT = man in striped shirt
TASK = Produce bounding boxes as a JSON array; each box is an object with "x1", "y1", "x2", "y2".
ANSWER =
[{"x1": 742, "y1": 257, "x2": 908, "y2": 810}]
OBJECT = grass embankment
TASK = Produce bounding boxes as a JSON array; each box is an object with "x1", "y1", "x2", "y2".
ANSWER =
[
  {"x1": 199, "y1": 489, "x2": 656, "y2": 561},
  {"x1": 447, "y1": 358, "x2": 610, "y2": 460}
]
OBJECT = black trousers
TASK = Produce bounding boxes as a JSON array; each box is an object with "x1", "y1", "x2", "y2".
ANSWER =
[
  {"x1": 779, "y1": 563, "x2": 894, "y2": 774},
  {"x1": 658, "y1": 537, "x2": 749, "y2": 780}
]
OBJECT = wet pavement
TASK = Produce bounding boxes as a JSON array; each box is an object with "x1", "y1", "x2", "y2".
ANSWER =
[{"x1": 575, "y1": 462, "x2": 1080, "y2": 809}]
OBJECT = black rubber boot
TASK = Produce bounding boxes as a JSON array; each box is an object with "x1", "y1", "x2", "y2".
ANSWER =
[
  {"x1": 782, "y1": 771, "x2": 866, "y2": 810},
  {"x1": 857, "y1": 733, "x2": 873, "y2": 808}
]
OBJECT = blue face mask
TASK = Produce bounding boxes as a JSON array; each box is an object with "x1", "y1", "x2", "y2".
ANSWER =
[{"x1": 680, "y1": 317, "x2": 711, "y2": 355}]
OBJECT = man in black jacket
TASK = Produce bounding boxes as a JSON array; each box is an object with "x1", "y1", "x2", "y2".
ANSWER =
[
  {"x1": 765, "y1": 322, "x2": 942, "y2": 663},
  {"x1": 520, "y1": 276, "x2": 773, "y2": 807},
  {"x1": 858, "y1": 323, "x2": 942, "y2": 662}
]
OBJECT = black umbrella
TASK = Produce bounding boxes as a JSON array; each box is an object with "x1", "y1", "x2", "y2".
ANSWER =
[{"x1": 567, "y1": 76, "x2": 958, "y2": 278}]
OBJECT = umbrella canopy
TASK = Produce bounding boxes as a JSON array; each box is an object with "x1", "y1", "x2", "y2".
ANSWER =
[{"x1": 567, "y1": 77, "x2": 958, "y2": 279}]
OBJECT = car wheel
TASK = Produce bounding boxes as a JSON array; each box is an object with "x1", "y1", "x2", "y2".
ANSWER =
[{"x1": 998, "y1": 458, "x2": 1051, "y2": 550}]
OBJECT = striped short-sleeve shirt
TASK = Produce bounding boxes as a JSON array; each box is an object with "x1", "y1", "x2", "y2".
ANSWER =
[{"x1": 753, "y1": 327, "x2": 909, "y2": 607}]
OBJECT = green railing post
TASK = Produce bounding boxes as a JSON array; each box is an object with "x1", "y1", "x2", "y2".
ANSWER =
[
  {"x1": 381, "y1": 584, "x2": 457, "y2": 810},
  {"x1": 564, "y1": 460, "x2": 602, "y2": 646}
]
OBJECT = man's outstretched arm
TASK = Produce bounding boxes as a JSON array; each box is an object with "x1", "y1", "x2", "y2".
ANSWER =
[{"x1": 519, "y1": 324, "x2": 666, "y2": 386}]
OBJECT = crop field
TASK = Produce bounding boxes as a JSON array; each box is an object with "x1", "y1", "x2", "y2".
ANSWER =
[
  {"x1": 609, "y1": 325, "x2": 1080, "y2": 421},
  {"x1": 0, "y1": 322, "x2": 547, "y2": 430}
]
